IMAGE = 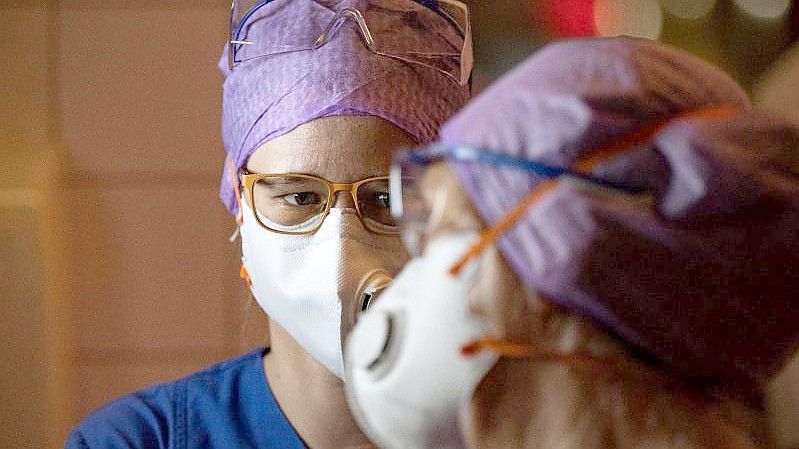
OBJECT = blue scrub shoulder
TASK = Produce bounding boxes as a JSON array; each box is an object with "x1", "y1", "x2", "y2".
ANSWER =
[{"x1": 65, "y1": 348, "x2": 305, "y2": 449}]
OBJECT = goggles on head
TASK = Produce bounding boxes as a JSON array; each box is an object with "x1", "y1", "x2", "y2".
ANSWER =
[{"x1": 228, "y1": 0, "x2": 472, "y2": 85}]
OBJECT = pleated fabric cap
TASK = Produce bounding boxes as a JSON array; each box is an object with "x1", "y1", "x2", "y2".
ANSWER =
[{"x1": 441, "y1": 36, "x2": 799, "y2": 399}]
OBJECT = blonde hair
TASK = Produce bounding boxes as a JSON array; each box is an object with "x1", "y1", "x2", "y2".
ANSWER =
[{"x1": 466, "y1": 310, "x2": 770, "y2": 449}]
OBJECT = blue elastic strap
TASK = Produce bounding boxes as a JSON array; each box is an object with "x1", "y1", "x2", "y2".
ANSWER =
[
  {"x1": 415, "y1": 0, "x2": 440, "y2": 11},
  {"x1": 410, "y1": 145, "x2": 647, "y2": 195}
]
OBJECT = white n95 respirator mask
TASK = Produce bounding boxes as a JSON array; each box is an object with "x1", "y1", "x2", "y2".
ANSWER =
[
  {"x1": 344, "y1": 233, "x2": 499, "y2": 449},
  {"x1": 240, "y1": 199, "x2": 407, "y2": 378}
]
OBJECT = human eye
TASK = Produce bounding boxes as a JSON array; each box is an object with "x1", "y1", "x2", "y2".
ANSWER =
[
  {"x1": 375, "y1": 191, "x2": 390, "y2": 209},
  {"x1": 280, "y1": 191, "x2": 323, "y2": 207},
  {"x1": 254, "y1": 177, "x2": 327, "y2": 211},
  {"x1": 358, "y1": 180, "x2": 391, "y2": 209},
  {"x1": 359, "y1": 190, "x2": 392, "y2": 213}
]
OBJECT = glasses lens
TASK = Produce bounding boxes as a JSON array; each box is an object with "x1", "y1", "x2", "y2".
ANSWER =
[
  {"x1": 390, "y1": 157, "x2": 432, "y2": 255},
  {"x1": 230, "y1": 0, "x2": 326, "y2": 66},
  {"x1": 361, "y1": 0, "x2": 470, "y2": 84},
  {"x1": 357, "y1": 178, "x2": 397, "y2": 232},
  {"x1": 252, "y1": 175, "x2": 329, "y2": 232}
]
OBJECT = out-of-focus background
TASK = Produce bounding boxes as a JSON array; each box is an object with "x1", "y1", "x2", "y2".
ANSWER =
[{"x1": 1, "y1": 1, "x2": 798, "y2": 448}]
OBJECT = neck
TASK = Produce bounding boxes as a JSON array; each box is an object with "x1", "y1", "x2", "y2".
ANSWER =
[
  {"x1": 465, "y1": 316, "x2": 766, "y2": 449},
  {"x1": 263, "y1": 320, "x2": 374, "y2": 449}
]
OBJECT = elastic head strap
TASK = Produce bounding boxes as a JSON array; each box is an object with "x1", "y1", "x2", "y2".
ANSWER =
[
  {"x1": 229, "y1": 159, "x2": 244, "y2": 226},
  {"x1": 229, "y1": 160, "x2": 252, "y2": 287},
  {"x1": 461, "y1": 336, "x2": 713, "y2": 411},
  {"x1": 240, "y1": 264, "x2": 253, "y2": 288},
  {"x1": 462, "y1": 338, "x2": 643, "y2": 381},
  {"x1": 448, "y1": 105, "x2": 741, "y2": 277}
]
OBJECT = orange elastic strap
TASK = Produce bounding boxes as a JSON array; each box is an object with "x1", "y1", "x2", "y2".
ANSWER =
[
  {"x1": 461, "y1": 337, "x2": 537, "y2": 358},
  {"x1": 240, "y1": 264, "x2": 252, "y2": 288},
  {"x1": 448, "y1": 180, "x2": 557, "y2": 276},
  {"x1": 229, "y1": 160, "x2": 244, "y2": 226},
  {"x1": 461, "y1": 337, "x2": 623, "y2": 374},
  {"x1": 573, "y1": 105, "x2": 739, "y2": 172},
  {"x1": 448, "y1": 105, "x2": 741, "y2": 276},
  {"x1": 464, "y1": 337, "x2": 712, "y2": 409}
]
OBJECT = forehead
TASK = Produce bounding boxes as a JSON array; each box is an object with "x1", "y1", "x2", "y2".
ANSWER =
[{"x1": 246, "y1": 115, "x2": 416, "y2": 181}]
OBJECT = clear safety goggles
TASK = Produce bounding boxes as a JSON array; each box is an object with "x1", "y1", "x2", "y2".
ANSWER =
[
  {"x1": 228, "y1": 0, "x2": 472, "y2": 85},
  {"x1": 390, "y1": 145, "x2": 646, "y2": 258},
  {"x1": 241, "y1": 171, "x2": 398, "y2": 235}
]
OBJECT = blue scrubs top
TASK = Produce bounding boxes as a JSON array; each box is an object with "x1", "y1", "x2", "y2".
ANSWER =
[{"x1": 65, "y1": 348, "x2": 306, "y2": 449}]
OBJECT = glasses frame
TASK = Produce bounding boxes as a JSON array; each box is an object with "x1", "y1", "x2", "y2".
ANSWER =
[
  {"x1": 241, "y1": 171, "x2": 399, "y2": 235},
  {"x1": 227, "y1": 0, "x2": 472, "y2": 85}
]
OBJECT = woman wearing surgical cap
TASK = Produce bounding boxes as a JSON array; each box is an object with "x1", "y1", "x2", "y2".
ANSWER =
[
  {"x1": 66, "y1": 1, "x2": 470, "y2": 448},
  {"x1": 346, "y1": 37, "x2": 799, "y2": 449}
]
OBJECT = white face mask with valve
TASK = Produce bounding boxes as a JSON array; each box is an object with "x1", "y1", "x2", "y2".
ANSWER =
[
  {"x1": 240, "y1": 199, "x2": 407, "y2": 379},
  {"x1": 344, "y1": 233, "x2": 499, "y2": 449}
]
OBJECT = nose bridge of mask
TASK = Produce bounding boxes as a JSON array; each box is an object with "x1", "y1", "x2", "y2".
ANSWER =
[{"x1": 330, "y1": 209, "x2": 370, "y2": 297}]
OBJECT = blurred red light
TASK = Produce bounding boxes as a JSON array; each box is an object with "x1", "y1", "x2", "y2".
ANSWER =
[{"x1": 539, "y1": 0, "x2": 597, "y2": 37}]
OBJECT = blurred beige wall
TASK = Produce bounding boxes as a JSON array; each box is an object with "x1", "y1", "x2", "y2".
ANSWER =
[
  {"x1": 2, "y1": 1, "x2": 265, "y2": 447},
  {"x1": 755, "y1": 42, "x2": 799, "y2": 449},
  {"x1": 2, "y1": 1, "x2": 797, "y2": 448},
  {"x1": 3, "y1": 4, "x2": 68, "y2": 448}
]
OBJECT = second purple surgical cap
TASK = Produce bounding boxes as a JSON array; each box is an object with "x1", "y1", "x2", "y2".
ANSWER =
[
  {"x1": 219, "y1": 0, "x2": 470, "y2": 217},
  {"x1": 441, "y1": 37, "x2": 799, "y2": 400}
]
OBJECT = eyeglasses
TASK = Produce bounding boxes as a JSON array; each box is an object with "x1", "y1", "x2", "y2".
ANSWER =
[
  {"x1": 228, "y1": 0, "x2": 472, "y2": 85},
  {"x1": 390, "y1": 144, "x2": 646, "y2": 256},
  {"x1": 241, "y1": 172, "x2": 398, "y2": 235}
]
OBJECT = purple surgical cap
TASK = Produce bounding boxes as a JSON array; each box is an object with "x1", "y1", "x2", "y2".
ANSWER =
[
  {"x1": 441, "y1": 37, "x2": 799, "y2": 399},
  {"x1": 219, "y1": 0, "x2": 470, "y2": 217}
]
